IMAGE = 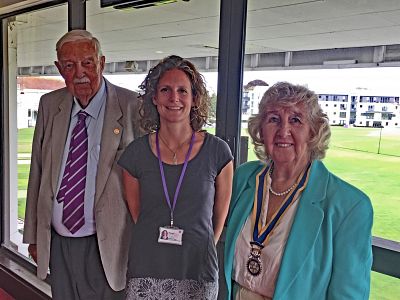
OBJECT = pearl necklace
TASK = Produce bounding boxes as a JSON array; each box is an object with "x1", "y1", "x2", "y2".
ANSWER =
[
  {"x1": 268, "y1": 164, "x2": 298, "y2": 196},
  {"x1": 269, "y1": 182, "x2": 297, "y2": 196}
]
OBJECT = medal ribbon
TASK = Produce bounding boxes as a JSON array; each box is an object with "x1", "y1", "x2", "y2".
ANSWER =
[
  {"x1": 252, "y1": 162, "x2": 311, "y2": 245},
  {"x1": 156, "y1": 130, "x2": 195, "y2": 226}
]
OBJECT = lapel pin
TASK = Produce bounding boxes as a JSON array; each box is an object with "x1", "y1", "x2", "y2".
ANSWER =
[{"x1": 114, "y1": 128, "x2": 120, "y2": 135}]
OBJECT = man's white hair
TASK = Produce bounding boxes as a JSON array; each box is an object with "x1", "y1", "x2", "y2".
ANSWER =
[{"x1": 56, "y1": 29, "x2": 103, "y2": 57}]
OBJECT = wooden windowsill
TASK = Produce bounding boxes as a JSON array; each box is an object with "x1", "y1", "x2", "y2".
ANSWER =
[{"x1": 0, "y1": 248, "x2": 51, "y2": 299}]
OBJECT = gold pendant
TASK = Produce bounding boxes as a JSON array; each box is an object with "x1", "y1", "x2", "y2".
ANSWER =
[{"x1": 247, "y1": 245, "x2": 262, "y2": 276}]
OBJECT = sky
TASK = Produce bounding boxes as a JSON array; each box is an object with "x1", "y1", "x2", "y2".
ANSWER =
[{"x1": 105, "y1": 66, "x2": 400, "y2": 96}]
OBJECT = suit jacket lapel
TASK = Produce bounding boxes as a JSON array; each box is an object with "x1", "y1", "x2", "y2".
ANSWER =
[
  {"x1": 273, "y1": 161, "x2": 327, "y2": 299},
  {"x1": 95, "y1": 80, "x2": 123, "y2": 204},
  {"x1": 51, "y1": 92, "x2": 73, "y2": 195}
]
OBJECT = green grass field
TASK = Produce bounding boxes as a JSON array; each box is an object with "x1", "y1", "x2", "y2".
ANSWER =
[
  {"x1": 16, "y1": 126, "x2": 399, "y2": 298},
  {"x1": 323, "y1": 128, "x2": 400, "y2": 300},
  {"x1": 18, "y1": 127, "x2": 35, "y2": 153}
]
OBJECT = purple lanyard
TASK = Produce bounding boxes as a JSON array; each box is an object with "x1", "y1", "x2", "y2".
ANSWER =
[{"x1": 156, "y1": 130, "x2": 195, "y2": 227}]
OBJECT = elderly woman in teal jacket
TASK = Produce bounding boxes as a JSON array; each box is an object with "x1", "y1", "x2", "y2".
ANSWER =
[{"x1": 224, "y1": 82, "x2": 373, "y2": 300}]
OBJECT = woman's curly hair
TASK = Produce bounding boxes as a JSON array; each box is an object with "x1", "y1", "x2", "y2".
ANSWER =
[
  {"x1": 138, "y1": 55, "x2": 210, "y2": 132},
  {"x1": 248, "y1": 81, "x2": 331, "y2": 161}
]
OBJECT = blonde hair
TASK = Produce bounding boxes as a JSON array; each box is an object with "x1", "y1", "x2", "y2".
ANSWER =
[{"x1": 248, "y1": 81, "x2": 331, "y2": 161}]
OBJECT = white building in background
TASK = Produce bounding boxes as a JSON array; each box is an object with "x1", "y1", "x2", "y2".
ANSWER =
[
  {"x1": 317, "y1": 91, "x2": 400, "y2": 128},
  {"x1": 317, "y1": 93, "x2": 357, "y2": 126},
  {"x1": 355, "y1": 94, "x2": 400, "y2": 127},
  {"x1": 242, "y1": 86, "x2": 400, "y2": 128},
  {"x1": 17, "y1": 89, "x2": 48, "y2": 129},
  {"x1": 242, "y1": 85, "x2": 269, "y2": 123}
]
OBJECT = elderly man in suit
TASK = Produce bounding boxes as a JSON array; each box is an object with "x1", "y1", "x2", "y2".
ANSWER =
[{"x1": 23, "y1": 29, "x2": 140, "y2": 299}]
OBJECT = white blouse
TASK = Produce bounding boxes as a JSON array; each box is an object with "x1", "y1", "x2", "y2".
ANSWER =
[{"x1": 232, "y1": 173, "x2": 303, "y2": 299}]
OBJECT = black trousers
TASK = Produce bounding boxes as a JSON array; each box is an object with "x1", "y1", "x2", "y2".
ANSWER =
[{"x1": 50, "y1": 229, "x2": 125, "y2": 300}]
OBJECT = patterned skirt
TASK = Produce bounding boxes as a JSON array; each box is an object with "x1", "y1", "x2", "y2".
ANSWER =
[{"x1": 126, "y1": 277, "x2": 218, "y2": 300}]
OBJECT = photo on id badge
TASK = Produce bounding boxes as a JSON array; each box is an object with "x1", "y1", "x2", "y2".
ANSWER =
[{"x1": 158, "y1": 226, "x2": 184, "y2": 245}]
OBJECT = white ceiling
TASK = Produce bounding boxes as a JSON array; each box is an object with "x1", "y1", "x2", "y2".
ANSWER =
[{"x1": 3, "y1": 0, "x2": 400, "y2": 67}]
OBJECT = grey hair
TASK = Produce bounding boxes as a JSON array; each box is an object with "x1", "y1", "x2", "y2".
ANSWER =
[
  {"x1": 248, "y1": 81, "x2": 331, "y2": 161},
  {"x1": 56, "y1": 29, "x2": 103, "y2": 57}
]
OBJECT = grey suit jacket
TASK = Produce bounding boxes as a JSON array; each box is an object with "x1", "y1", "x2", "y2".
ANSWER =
[{"x1": 23, "y1": 79, "x2": 140, "y2": 291}]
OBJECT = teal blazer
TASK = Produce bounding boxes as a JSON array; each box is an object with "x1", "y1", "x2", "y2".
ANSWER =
[{"x1": 224, "y1": 160, "x2": 373, "y2": 300}]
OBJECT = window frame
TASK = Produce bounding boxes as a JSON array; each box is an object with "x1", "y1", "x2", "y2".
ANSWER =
[{"x1": 0, "y1": 1, "x2": 399, "y2": 299}]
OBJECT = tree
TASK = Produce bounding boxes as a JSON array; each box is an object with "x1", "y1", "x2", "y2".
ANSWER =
[
  {"x1": 244, "y1": 79, "x2": 268, "y2": 90},
  {"x1": 208, "y1": 92, "x2": 217, "y2": 124}
]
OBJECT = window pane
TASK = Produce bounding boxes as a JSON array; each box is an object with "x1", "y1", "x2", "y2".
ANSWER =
[
  {"x1": 371, "y1": 271, "x2": 400, "y2": 300},
  {"x1": 3, "y1": 4, "x2": 67, "y2": 260},
  {"x1": 244, "y1": 1, "x2": 400, "y2": 241},
  {"x1": 86, "y1": 0, "x2": 220, "y2": 126},
  {"x1": 244, "y1": 0, "x2": 400, "y2": 296}
]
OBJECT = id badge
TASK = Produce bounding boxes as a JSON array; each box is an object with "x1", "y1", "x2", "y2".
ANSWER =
[{"x1": 158, "y1": 226, "x2": 183, "y2": 245}]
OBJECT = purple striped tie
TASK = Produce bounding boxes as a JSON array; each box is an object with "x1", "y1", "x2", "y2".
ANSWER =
[{"x1": 56, "y1": 111, "x2": 88, "y2": 234}]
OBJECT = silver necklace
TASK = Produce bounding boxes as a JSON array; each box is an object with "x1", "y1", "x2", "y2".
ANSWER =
[{"x1": 158, "y1": 132, "x2": 191, "y2": 165}]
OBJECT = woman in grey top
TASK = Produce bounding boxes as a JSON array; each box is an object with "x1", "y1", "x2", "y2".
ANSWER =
[{"x1": 118, "y1": 55, "x2": 234, "y2": 300}]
